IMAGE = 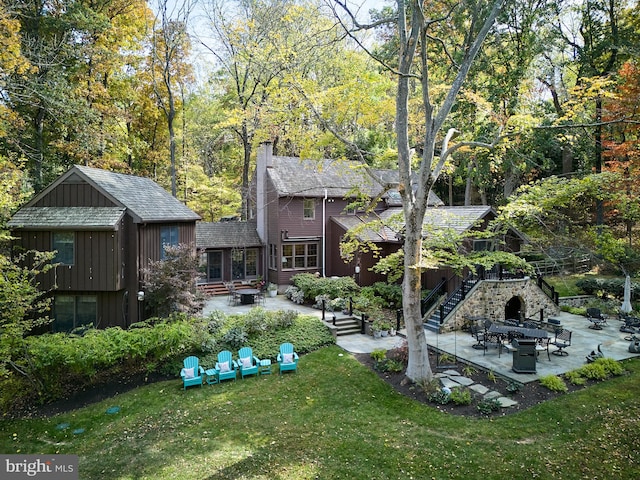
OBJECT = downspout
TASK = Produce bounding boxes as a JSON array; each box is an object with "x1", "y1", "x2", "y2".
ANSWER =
[{"x1": 323, "y1": 188, "x2": 327, "y2": 277}]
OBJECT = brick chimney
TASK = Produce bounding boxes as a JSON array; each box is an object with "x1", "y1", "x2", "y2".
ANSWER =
[{"x1": 256, "y1": 142, "x2": 272, "y2": 243}]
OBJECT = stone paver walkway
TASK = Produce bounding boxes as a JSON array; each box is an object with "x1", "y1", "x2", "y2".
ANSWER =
[{"x1": 436, "y1": 369, "x2": 518, "y2": 408}]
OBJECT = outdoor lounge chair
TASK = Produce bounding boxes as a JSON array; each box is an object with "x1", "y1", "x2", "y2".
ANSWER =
[
  {"x1": 180, "y1": 356, "x2": 204, "y2": 390},
  {"x1": 215, "y1": 350, "x2": 237, "y2": 382},
  {"x1": 550, "y1": 329, "x2": 572, "y2": 356},
  {"x1": 277, "y1": 343, "x2": 299, "y2": 374},
  {"x1": 237, "y1": 347, "x2": 260, "y2": 379}
]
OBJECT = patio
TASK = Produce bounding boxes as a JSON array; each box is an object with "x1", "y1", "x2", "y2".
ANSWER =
[{"x1": 202, "y1": 294, "x2": 638, "y2": 384}]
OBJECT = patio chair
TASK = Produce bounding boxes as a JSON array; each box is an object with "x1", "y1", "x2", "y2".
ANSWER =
[
  {"x1": 550, "y1": 329, "x2": 572, "y2": 356},
  {"x1": 504, "y1": 318, "x2": 519, "y2": 327},
  {"x1": 237, "y1": 347, "x2": 260, "y2": 379},
  {"x1": 535, "y1": 337, "x2": 551, "y2": 361},
  {"x1": 215, "y1": 350, "x2": 237, "y2": 382},
  {"x1": 586, "y1": 308, "x2": 607, "y2": 330},
  {"x1": 180, "y1": 356, "x2": 204, "y2": 390},
  {"x1": 470, "y1": 325, "x2": 486, "y2": 350},
  {"x1": 225, "y1": 282, "x2": 240, "y2": 306},
  {"x1": 277, "y1": 343, "x2": 299, "y2": 374}
]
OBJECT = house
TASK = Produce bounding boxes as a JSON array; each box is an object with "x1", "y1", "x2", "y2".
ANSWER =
[
  {"x1": 195, "y1": 142, "x2": 527, "y2": 295},
  {"x1": 192, "y1": 142, "x2": 553, "y2": 327},
  {"x1": 251, "y1": 142, "x2": 446, "y2": 288},
  {"x1": 8, "y1": 165, "x2": 200, "y2": 331}
]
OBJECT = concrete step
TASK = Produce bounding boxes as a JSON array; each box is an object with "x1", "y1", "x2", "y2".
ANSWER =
[{"x1": 325, "y1": 316, "x2": 361, "y2": 336}]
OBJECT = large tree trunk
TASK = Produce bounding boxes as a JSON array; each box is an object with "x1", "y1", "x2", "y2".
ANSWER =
[
  {"x1": 395, "y1": 0, "x2": 505, "y2": 384},
  {"x1": 402, "y1": 208, "x2": 432, "y2": 381}
]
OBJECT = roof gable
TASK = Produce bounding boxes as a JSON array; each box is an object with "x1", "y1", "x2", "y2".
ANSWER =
[{"x1": 22, "y1": 165, "x2": 200, "y2": 224}]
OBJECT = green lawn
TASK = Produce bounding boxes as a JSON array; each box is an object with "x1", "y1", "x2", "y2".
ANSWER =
[{"x1": 2, "y1": 346, "x2": 639, "y2": 479}]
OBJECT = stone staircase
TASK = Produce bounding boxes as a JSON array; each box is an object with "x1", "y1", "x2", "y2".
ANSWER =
[
  {"x1": 424, "y1": 277, "x2": 478, "y2": 332},
  {"x1": 324, "y1": 313, "x2": 362, "y2": 336}
]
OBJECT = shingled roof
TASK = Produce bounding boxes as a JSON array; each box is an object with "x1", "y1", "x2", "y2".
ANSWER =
[
  {"x1": 7, "y1": 206, "x2": 126, "y2": 230},
  {"x1": 267, "y1": 157, "x2": 443, "y2": 206},
  {"x1": 15, "y1": 165, "x2": 200, "y2": 224},
  {"x1": 332, "y1": 206, "x2": 495, "y2": 242},
  {"x1": 196, "y1": 221, "x2": 262, "y2": 249}
]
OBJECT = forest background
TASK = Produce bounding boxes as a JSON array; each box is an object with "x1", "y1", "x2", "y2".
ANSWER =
[{"x1": 1, "y1": 0, "x2": 639, "y2": 272}]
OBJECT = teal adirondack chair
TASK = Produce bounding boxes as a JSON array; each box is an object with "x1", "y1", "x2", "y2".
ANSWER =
[
  {"x1": 237, "y1": 347, "x2": 260, "y2": 379},
  {"x1": 180, "y1": 356, "x2": 204, "y2": 390},
  {"x1": 215, "y1": 350, "x2": 237, "y2": 382},
  {"x1": 277, "y1": 343, "x2": 299, "y2": 374}
]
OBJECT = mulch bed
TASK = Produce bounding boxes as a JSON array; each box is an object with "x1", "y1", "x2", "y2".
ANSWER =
[{"x1": 354, "y1": 345, "x2": 587, "y2": 418}]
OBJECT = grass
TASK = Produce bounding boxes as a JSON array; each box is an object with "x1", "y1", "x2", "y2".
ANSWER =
[
  {"x1": 544, "y1": 273, "x2": 589, "y2": 297},
  {"x1": 2, "y1": 347, "x2": 640, "y2": 479}
]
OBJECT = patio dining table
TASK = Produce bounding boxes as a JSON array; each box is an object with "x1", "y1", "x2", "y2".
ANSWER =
[
  {"x1": 485, "y1": 324, "x2": 548, "y2": 357},
  {"x1": 237, "y1": 288, "x2": 261, "y2": 305},
  {"x1": 488, "y1": 324, "x2": 548, "y2": 340}
]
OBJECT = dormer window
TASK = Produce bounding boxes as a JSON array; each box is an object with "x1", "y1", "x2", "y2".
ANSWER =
[{"x1": 303, "y1": 199, "x2": 315, "y2": 220}]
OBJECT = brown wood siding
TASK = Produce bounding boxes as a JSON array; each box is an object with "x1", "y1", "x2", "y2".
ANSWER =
[
  {"x1": 95, "y1": 291, "x2": 127, "y2": 328},
  {"x1": 14, "y1": 229, "x2": 122, "y2": 291},
  {"x1": 34, "y1": 182, "x2": 116, "y2": 208},
  {"x1": 137, "y1": 223, "x2": 196, "y2": 273}
]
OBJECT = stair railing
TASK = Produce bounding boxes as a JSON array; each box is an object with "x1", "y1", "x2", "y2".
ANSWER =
[
  {"x1": 537, "y1": 276, "x2": 559, "y2": 304},
  {"x1": 436, "y1": 273, "x2": 475, "y2": 324},
  {"x1": 421, "y1": 277, "x2": 448, "y2": 316}
]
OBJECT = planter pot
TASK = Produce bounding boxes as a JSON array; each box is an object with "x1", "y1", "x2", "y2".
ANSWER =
[
  {"x1": 389, "y1": 328, "x2": 396, "y2": 336},
  {"x1": 268, "y1": 290, "x2": 277, "y2": 297},
  {"x1": 380, "y1": 330, "x2": 389, "y2": 337},
  {"x1": 364, "y1": 321, "x2": 372, "y2": 336},
  {"x1": 373, "y1": 330, "x2": 382, "y2": 339}
]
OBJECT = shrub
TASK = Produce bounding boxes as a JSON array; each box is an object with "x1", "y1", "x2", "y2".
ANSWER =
[
  {"x1": 429, "y1": 389, "x2": 451, "y2": 405},
  {"x1": 539, "y1": 375, "x2": 568, "y2": 392},
  {"x1": 285, "y1": 285, "x2": 305, "y2": 304},
  {"x1": 577, "y1": 363, "x2": 608, "y2": 381},
  {"x1": 561, "y1": 305, "x2": 586, "y2": 316},
  {"x1": 383, "y1": 359, "x2": 404, "y2": 373},
  {"x1": 592, "y1": 357, "x2": 624, "y2": 376},
  {"x1": 204, "y1": 311, "x2": 226, "y2": 334},
  {"x1": 506, "y1": 381, "x2": 523, "y2": 394},
  {"x1": 564, "y1": 370, "x2": 587, "y2": 386},
  {"x1": 290, "y1": 273, "x2": 360, "y2": 303},
  {"x1": 449, "y1": 387, "x2": 472, "y2": 405},
  {"x1": 370, "y1": 348, "x2": 387, "y2": 363},
  {"x1": 477, "y1": 398, "x2": 501, "y2": 414},
  {"x1": 461, "y1": 364, "x2": 477, "y2": 377},
  {"x1": 221, "y1": 326, "x2": 249, "y2": 350},
  {"x1": 269, "y1": 310, "x2": 298, "y2": 329},
  {"x1": 242, "y1": 308, "x2": 269, "y2": 335}
]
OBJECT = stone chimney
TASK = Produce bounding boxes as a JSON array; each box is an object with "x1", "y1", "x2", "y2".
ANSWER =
[{"x1": 256, "y1": 142, "x2": 272, "y2": 243}]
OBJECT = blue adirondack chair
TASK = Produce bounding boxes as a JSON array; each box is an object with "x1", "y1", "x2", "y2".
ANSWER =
[
  {"x1": 215, "y1": 350, "x2": 237, "y2": 382},
  {"x1": 180, "y1": 356, "x2": 204, "y2": 390},
  {"x1": 277, "y1": 343, "x2": 299, "y2": 374},
  {"x1": 237, "y1": 347, "x2": 260, "y2": 379}
]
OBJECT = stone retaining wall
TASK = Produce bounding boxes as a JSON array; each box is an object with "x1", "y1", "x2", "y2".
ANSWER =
[
  {"x1": 559, "y1": 295, "x2": 594, "y2": 308},
  {"x1": 441, "y1": 278, "x2": 561, "y2": 333}
]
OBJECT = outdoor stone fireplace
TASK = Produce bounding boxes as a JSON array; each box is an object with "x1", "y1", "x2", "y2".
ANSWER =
[{"x1": 441, "y1": 277, "x2": 561, "y2": 333}]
